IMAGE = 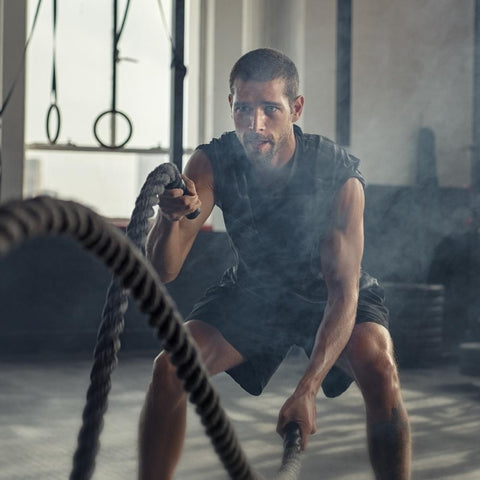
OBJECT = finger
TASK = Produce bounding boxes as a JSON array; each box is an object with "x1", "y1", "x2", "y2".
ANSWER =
[
  {"x1": 158, "y1": 204, "x2": 183, "y2": 222},
  {"x1": 276, "y1": 409, "x2": 292, "y2": 435},
  {"x1": 161, "y1": 195, "x2": 201, "y2": 221},
  {"x1": 300, "y1": 420, "x2": 318, "y2": 450},
  {"x1": 158, "y1": 196, "x2": 182, "y2": 212},
  {"x1": 160, "y1": 188, "x2": 184, "y2": 200},
  {"x1": 280, "y1": 421, "x2": 308, "y2": 450},
  {"x1": 300, "y1": 431, "x2": 309, "y2": 451},
  {"x1": 277, "y1": 417, "x2": 300, "y2": 438},
  {"x1": 158, "y1": 198, "x2": 186, "y2": 221},
  {"x1": 181, "y1": 175, "x2": 197, "y2": 195},
  {"x1": 276, "y1": 417, "x2": 287, "y2": 437}
]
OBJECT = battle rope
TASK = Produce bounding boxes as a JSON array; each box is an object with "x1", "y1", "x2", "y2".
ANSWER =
[
  {"x1": 69, "y1": 162, "x2": 178, "y2": 480},
  {"x1": 0, "y1": 163, "x2": 303, "y2": 480},
  {"x1": 277, "y1": 423, "x2": 303, "y2": 480}
]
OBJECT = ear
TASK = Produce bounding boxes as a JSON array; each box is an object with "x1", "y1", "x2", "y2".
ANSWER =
[
  {"x1": 228, "y1": 93, "x2": 234, "y2": 117},
  {"x1": 291, "y1": 95, "x2": 305, "y2": 122}
]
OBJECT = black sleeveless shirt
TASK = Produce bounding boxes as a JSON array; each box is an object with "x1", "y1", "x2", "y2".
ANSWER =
[{"x1": 198, "y1": 125, "x2": 372, "y2": 300}]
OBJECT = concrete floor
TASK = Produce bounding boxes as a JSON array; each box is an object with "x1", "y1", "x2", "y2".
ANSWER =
[{"x1": 1, "y1": 350, "x2": 480, "y2": 480}]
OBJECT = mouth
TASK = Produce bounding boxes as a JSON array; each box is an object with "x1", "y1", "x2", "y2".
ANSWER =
[
  {"x1": 245, "y1": 137, "x2": 272, "y2": 150},
  {"x1": 250, "y1": 140, "x2": 269, "y2": 148}
]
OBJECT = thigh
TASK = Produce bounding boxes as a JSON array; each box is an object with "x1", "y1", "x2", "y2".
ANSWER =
[
  {"x1": 185, "y1": 319, "x2": 246, "y2": 376},
  {"x1": 186, "y1": 285, "x2": 293, "y2": 395},
  {"x1": 186, "y1": 283, "x2": 280, "y2": 358},
  {"x1": 334, "y1": 283, "x2": 391, "y2": 377}
]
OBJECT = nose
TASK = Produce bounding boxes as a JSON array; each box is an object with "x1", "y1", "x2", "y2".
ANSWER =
[{"x1": 249, "y1": 108, "x2": 266, "y2": 132}]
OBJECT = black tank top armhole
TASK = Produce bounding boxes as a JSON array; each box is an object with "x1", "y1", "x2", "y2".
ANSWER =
[{"x1": 196, "y1": 141, "x2": 224, "y2": 209}]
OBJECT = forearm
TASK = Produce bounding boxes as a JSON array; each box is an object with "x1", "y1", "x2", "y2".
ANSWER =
[
  {"x1": 145, "y1": 150, "x2": 213, "y2": 283},
  {"x1": 295, "y1": 293, "x2": 358, "y2": 397},
  {"x1": 146, "y1": 216, "x2": 192, "y2": 283},
  {"x1": 277, "y1": 179, "x2": 364, "y2": 446}
]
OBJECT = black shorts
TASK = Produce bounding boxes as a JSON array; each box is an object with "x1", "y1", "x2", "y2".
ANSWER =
[{"x1": 186, "y1": 280, "x2": 389, "y2": 397}]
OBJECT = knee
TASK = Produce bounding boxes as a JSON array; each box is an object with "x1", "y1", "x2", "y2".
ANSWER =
[
  {"x1": 356, "y1": 350, "x2": 400, "y2": 399},
  {"x1": 347, "y1": 328, "x2": 402, "y2": 410},
  {"x1": 356, "y1": 353, "x2": 403, "y2": 419},
  {"x1": 150, "y1": 320, "x2": 205, "y2": 387},
  {"x1": 151, "y1": 351, "x2": 184, "y2": 396}
]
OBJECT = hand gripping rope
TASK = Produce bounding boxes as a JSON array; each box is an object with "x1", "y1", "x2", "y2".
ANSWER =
[{"x1": 0, "y1": 163, "x2": 303, "y2": 480}]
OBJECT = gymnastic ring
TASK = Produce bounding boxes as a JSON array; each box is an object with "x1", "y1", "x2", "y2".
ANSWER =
[
  {"x1": 46, "y1": 103, "x2": 61, "y2": 145},
  {"x1": 93, "y1": 109, "x2": 133, "y2": 149}
]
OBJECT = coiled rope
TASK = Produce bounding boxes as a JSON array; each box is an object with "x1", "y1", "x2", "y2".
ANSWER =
[{"x1": 0, "y1": 163, "x2": 302, "y2": 480}]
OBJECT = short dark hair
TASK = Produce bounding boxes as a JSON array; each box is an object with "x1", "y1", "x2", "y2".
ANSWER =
[{"x1": 229, "y1": 48, "x2": 299, "y2": 104}]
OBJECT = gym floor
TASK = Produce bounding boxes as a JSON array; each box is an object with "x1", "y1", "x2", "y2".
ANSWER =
[{"x1": 1, "y1": 349, "x2": 479, "y2": 480}]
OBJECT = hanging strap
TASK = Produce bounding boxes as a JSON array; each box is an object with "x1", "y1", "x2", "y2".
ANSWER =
[
  {"x1": 93, "y1": 0, "x2": 133, "y2": 149},
  {"x1": 46, "y1": 0, "x2": 61, "y2": 144},
  {"x1": 156, "y1": 0, "x2": 186, "y2": 78}
]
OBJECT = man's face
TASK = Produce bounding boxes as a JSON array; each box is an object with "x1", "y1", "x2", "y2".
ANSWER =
[{"x1": 229, "y1": 78, "x2": 304, "y2": 166}]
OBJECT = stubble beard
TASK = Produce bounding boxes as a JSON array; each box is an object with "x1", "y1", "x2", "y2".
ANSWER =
[{"x1": 241, "y1": 128, "x2": 291, "y2": 167}]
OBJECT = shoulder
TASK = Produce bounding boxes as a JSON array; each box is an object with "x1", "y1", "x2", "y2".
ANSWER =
[
  {"x1": 300, "y1": 128, "x2": 359, "y2": 166},
  {"x1": 331, "y1": 177, "x2": 365, "y2": 229},
  {"x1": 184, "y1": 148, "x2": 214, "y2": 190},
  {"x1": 187, "y1": 131, "x2": 237, "y2": 176},
  {"x1": 336, "y1": 177, "x2": 365, "y2": 206},
  {"x1": 197, "y1": 131, "x2": 239, "y2": 160},
  {"x1": 196, "y1": 131, "x2": 242, "y2": 175},
  {"x1": 186, "y1": 132, "x2": 242, "y2": 205},
  {"x1": 296, "y1": 127, "x2": 365, "y2": 188}
]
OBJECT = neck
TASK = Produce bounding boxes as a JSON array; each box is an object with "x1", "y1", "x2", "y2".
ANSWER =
[{"x1": 252, "y1": 146, "x2": 295, "y2": 190}]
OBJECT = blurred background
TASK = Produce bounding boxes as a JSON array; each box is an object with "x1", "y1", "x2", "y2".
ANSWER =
[
  {"x1": 2, "y1": 2, "x2": 480, "y2": 479},
  {"x1": 1, "y1": 0, "x2": 479, "y2": 369}
]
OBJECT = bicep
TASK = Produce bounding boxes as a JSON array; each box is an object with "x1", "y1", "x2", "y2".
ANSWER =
[{"x1": 320, "y1": 178, "x2": 364, "y2": 295}]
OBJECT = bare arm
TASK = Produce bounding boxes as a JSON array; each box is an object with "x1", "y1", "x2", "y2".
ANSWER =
[
  {"x1": 146, "y1": 149, "x2": 215, "y2": 283},
  {"x1": 277, "y1": 177, "x2": 365, "y2": 447},
  {"x1": 296, "y1": 177, "x2": 364, "y2": 395}
]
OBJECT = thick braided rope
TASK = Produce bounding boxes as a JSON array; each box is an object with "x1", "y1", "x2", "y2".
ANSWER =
[
  {"x1": 0, "y1": 170, "x2": 304, "y2": 479},
  {"x1": 0, "y1": 188, "x2": 258, "y2": 479},
  {"x1": 276, "y1": 423, "x2": 303, "y2": 480},
  {"x1": 118, "y1": 164, "x2": 303, "y2": 480},
  {"x1": 70, "y1": 281, "x2": 128, "y2": 480},
  {"x1": 69, "y1": 162, "x2": 180, "y2": 480}
]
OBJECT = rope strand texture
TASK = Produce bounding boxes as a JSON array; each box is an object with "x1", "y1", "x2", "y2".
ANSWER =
[
  {"x1": 0, "y1": 164, "x2": 257, "y2": 480},
  {"x1": 68, "y1": 162, "x2": 257, "y2": 480},
  {"x1": 70, "y1": 161, "x2": 173, "y2": 480},
  {"x1": 0, "y1": 161, "x2": 303, "y2": 480},
  {"x1": 276, "y1": 423, "x2": 303, "y2": 480}
]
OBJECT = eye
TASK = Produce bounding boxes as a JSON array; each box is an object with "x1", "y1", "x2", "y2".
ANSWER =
[
  {"x1": 264, "y1": 105, "x2": 279, "y2": 114},
  {"x1": 234, "y1": 105, "x2": 252, "y2": 114}
]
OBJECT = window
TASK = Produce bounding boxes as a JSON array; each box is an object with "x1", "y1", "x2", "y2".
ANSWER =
[{"x1": 25, "y1": 0, "x2": 173, "y2": 218}]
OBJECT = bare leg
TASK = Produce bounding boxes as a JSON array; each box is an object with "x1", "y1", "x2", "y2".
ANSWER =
[
  {"x1": 367, "y1": 402, "x2": 411, "y2": 480},
  {"x1": 138, "y1": 320, "x2": 245, "y2": 480},
  {"x1": 138, "y1": 353, "x2": 187, "y2": 480},
  {"x1": 342, "y1": 322, "x2": 411, "y2": 480}
]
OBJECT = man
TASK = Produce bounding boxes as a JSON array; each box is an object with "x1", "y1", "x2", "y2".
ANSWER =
[{"x1": 140, "y1": 48, "x2": 411, "y2": 480}]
